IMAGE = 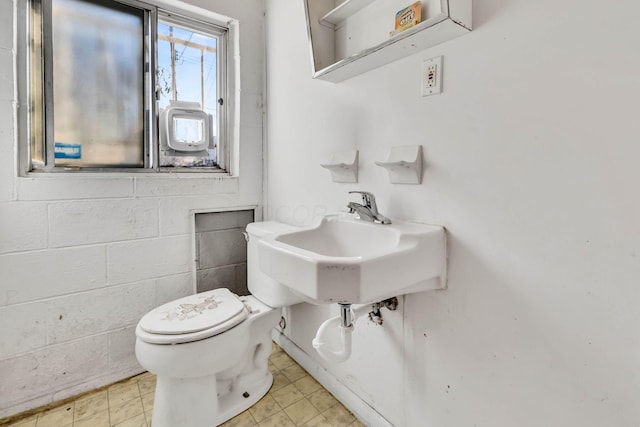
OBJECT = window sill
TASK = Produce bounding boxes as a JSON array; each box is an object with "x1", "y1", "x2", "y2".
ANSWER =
[
  {"x1": 23, "y1": 167, "x2": 230, "y2": 177},
  {"x1": 15, "y1": 173, "x2": 239, "y2": 201}
]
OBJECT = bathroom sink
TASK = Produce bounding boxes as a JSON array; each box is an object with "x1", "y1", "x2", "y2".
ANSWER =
[{"x1": 258, "y1": 215, "x2": 447, "y2": 304}]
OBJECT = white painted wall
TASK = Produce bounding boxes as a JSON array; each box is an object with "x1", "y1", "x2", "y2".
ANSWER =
[
  {"x1": 0, "y1": 0, "x2": 265, "y2": 417},
  {"x1": 265, "y1": 0, "x2": 640, "y2": 426}
]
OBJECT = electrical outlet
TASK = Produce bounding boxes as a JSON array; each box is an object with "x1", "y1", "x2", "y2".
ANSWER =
[
  {"x1": 421, "y1": 56, "x2": 443, "y2": 97},
  {"x1": 426, "y1": 64, "x2": 437, "y2": 87}
]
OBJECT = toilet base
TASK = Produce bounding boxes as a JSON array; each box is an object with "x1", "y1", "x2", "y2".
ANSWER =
[
  {"x1": 217, "y1": 372, "x2": 273, "y2": 425},
  {"x1": 151, "y1": 371, "x2": 273, "y2": 427}
]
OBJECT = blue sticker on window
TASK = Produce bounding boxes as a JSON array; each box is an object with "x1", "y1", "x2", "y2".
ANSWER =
[{"x1": 54, "y1": 142, "x2": 82, "y2": 159}]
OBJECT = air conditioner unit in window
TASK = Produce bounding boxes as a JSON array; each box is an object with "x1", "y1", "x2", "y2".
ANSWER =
[{"x1": 160, "y1": 101, "x2": 212, "y2": 157}]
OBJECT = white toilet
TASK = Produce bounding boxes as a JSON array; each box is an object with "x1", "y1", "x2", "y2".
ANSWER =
[{"x1": 135, "y1": 221, "x2": 302, "y2": 427}]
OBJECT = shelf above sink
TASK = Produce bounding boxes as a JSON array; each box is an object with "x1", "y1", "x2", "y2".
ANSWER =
[
  {"x1": 304, "y1": 0, "x2": 472, "y2": 83},
  {"x1": 320, "y1": 0, "x2": 375, "y2": 27}
]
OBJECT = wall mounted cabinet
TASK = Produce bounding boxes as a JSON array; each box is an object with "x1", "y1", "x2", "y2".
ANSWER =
[{"x1": 303, "y1": 0, "x2": 472, "y2": 82}]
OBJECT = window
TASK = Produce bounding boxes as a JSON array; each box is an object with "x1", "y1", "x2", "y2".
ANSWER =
[
  {"x1": 26, "y1": 0, "x2": 228, "y2": 172},
  {"x1": 157, "y1": 15, "x2": 223, "y2": 168}
]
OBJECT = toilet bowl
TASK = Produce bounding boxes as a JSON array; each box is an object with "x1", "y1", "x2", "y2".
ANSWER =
[{"x1": 135, "y1": 221, "x2": 302, "y2": 427}]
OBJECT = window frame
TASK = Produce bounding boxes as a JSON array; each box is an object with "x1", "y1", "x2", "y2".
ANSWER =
[
  {"x1": 18, "y1": 0, "x2": 230, "y2": 174},
  {"x1": 156, "y1": 10, "x2": 228, "y2": 171}
]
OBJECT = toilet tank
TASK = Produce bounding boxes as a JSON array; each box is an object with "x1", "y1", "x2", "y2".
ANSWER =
[{"x1": 246, "y1": 221, "x2": 304, "y2": 308}]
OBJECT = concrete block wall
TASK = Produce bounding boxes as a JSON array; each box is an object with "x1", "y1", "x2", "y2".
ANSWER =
[
  {"x1": 195, "y1": 210, "x2": 254, "y2": 295},
  {"x1": 0, "y1": 0, "x2": 265, "y2": 418}
]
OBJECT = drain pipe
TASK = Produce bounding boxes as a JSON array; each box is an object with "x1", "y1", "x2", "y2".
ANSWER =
[
  {"x1": 312, "y1": 303, "x2": 372, "y2": 363},
  {"x1": 312, "y1": 304, "x2": 353, "y2": 363},
  {"x1": 339, "y1": 304, "x2": 352, "y2": 328}
]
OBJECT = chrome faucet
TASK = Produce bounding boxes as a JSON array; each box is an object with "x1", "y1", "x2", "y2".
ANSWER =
[{"x1": 347, "y1": 191, "x2": 392, "y2": 225}]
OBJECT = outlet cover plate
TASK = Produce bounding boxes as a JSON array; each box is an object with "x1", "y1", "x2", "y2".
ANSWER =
[{"x1": 421, "y1": 56, "x2": 443, "y2": 97}]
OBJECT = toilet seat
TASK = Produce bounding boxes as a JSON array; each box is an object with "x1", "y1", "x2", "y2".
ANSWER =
[{"x1": 136, "y1": 288, "x2": 249, "y2": 345}]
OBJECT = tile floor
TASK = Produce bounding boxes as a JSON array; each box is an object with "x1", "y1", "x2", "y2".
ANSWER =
[{"x1": 1, "y1": 343, "x2": 366, "y2": 427}]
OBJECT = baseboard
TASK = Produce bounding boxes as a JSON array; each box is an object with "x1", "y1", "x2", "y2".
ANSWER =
[{"x1": 271, "y1": 330, "x2": 393, "y2": 427}]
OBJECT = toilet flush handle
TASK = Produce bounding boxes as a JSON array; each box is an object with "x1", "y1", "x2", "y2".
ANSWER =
[{"x1": 242, "y1": 231, "x2": 249, "y2": 242}]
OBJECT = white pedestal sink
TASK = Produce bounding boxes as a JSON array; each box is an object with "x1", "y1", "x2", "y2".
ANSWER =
[{"x1": 258, "y1": 215, "x2": 447, "y2": 304}]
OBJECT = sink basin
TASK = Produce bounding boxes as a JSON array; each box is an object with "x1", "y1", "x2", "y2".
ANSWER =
[{"x1": 258, "y1": 215, "x2": 447, "y2": 304}]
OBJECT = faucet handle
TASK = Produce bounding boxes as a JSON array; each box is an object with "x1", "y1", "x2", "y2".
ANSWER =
[
  {"x1": 347, "y1": 191, "x2": 390, "y2": 224},
  {"x1": 348, "y1": 191, "x2": 375, "y2": 207}
]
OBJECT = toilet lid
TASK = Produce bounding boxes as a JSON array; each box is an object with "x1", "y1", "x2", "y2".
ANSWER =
[{"x1": 138, "y1": 288, "x2": 247, "y2": 335}]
